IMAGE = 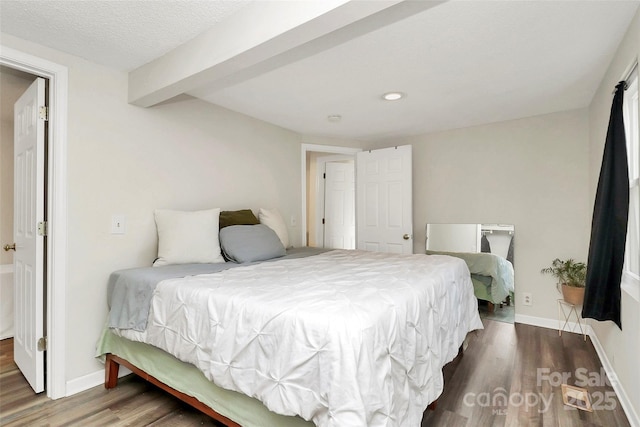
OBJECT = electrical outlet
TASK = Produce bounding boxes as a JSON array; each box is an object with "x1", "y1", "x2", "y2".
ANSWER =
[
  {"x1": 522, "y1": 292, "x2": 532, "y2": 306},
  {"x1": 111, "y1": 215, "x2": 126, "y2": 234}
]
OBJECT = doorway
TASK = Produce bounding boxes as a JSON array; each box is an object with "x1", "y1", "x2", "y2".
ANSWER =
[
  {"x1": 302, "y1": 143, "x2": 414, "y2": 254},
  {"x1": 1, "y1": 66, "x2": 47, "y2": 393},
  {"x1": 302, "y1": 144, "x2": 360, "y2": 248},
  {"x1": 309, "y1": 153, "x2": 356, "y2": 249},
  {"x1": 0, "y1": 67, "x2": 36, "y2": 342},
  {"x1": 0, "y1": 46, "x2": 68, "y2": 399}
]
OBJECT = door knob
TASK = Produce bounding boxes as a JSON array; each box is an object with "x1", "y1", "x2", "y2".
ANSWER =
[
  {"x1": 3, "y1": 243, "x2": 16, "y2": 251},
  {"x1": 403, "y1": 234, "x2": 411, "y2": 240}
]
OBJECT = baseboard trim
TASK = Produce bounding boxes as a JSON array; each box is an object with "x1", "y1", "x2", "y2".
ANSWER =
[
  {"x1": 65, "y1": 365, "x2": 131, "y2": 397},
  {"x1": 514, "y1": 313, "x2": 592, "y2": 336},
  {"x1": 589, "y1": 330, "x2": 640, "y2": 427}
]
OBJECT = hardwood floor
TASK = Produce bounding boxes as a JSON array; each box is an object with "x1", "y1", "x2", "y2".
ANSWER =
[
  {"x1": 0, "y1": 320, "x2": 632, "y2": 427},
  {"x1": 422, "y1": 320, "x2": 631, "y2": 427},
  {"x1": 0, "y1": 338, "x2": 223, "y2": 426},
  {"x1": 478, "y1": 300, "x2": 515, "y2": 324}
]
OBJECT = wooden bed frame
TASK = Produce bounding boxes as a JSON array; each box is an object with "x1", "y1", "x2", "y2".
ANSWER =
[
  {"x1": 105, "y1": 353, "x2": 241, "y2": 427},
  {"x1": 104, "y1": 345, "x2": 465, "y2": 425}
]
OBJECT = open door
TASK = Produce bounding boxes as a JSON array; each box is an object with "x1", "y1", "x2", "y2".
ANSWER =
[
  {"x1": 13, "y1": 77, "x2": 46, "y2": 393},
  {"x1": 356, "y1": 145, "x2": 412, "y2": 254}
]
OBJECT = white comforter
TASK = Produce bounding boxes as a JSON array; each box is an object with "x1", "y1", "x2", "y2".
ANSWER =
[{"x1": 117, "y1": 250, "x2": 482, "y2": 427}]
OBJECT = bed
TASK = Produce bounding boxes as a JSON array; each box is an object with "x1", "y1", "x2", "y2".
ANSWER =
[
  {"x1": 96, "y1": 209, "x2": 483, "y2": 427},
  {"x1": 426, "y1": 250, "x2": 514, "y2": 310}
]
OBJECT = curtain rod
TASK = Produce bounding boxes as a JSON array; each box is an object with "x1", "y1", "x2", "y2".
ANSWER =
[
  {"x1": 612, "y1": 61, "x2": 638, "y2": 94},
  {"x1": 623, "y1": 61, "x2": 638, "y2": 90}
]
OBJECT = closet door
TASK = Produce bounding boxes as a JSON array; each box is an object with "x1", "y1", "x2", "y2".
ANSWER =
[
  {"x1": 13, "y1": 77, "x2": 46, "y2": 393},
  {"x1": 324, "y1": 161, "x2": 355, "y2": 249}
]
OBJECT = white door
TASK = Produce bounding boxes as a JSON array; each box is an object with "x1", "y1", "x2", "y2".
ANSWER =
[
  {"x1": 356, "y1": 145, "x2": 412, "y2": 254},
  {"x1": 13, "y1": 77, "x2": 46, "y2": 393},
  {"x1": 324, "y1": 161, "x2": 355, "y2": 249}
]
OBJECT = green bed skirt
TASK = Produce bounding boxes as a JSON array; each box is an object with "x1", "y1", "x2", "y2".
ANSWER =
[
  {"x1": 471, "y1": 275, "x2": 512, "y2": 305},
  {"x1": 471, "y1": 274, "x2": 493, "y2": 303},
  {"x1": 95, "y1": 328, "x2": 313, "y2": 427}
]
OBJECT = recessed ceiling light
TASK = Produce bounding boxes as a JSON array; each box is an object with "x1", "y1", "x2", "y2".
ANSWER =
[
  {"x1": 327, "y1": 114, "x2": 342, "y2": 122},
  {"x1": 382, "y1": 92, "x2": 405, "y2": 101}
]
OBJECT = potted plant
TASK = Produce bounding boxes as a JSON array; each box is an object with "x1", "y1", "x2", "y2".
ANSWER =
[{"x1": 540, "y1": 258, "x2": 587, "y2": 305}]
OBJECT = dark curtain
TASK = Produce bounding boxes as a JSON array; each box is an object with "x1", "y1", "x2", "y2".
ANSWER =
[
  {"x1": 507, "y1": 235, "x2": 514, "y2": 266},
  {"x1": 582, "y1": 81, "x2": 629, "y2": 329},
  {"x1": 480, "y1": 234, "x2": 491, "y2": 253}
]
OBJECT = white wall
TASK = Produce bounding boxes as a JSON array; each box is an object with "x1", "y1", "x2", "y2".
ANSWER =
[
  {"x1": 1, "y1": 33, "x2": 305, "y2": 382},
  {"x1": 587, "y1": 8, "x2": 640, "y2": 424},
  {"x1": 370, "y1": 108, "x2": 591, "y2": 322},
  {"x1": 0, "y1": 265, "x2": 14, "y2": 339},
  {"x1": 306, "y1": 151, "x2": 325, "y2": 247}
]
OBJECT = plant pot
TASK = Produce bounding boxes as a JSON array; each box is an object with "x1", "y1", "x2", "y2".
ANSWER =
[{"x1": 561, "y1": 284, "x2": 585, "y2": 305}]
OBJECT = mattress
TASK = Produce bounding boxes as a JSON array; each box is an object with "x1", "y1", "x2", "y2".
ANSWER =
[{"x1": 105, "y1": 249, "x2": 482, "y2": 427}]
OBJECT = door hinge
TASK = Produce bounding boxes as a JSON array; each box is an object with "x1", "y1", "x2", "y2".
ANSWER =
[
  {"x1": 322, "y1": 218, "x2": 325, "y2": 225},
  {"x1": 37, "y1": 336, "x2": 47, "y2": 351},
  {"x1": 37, "y1": 221, "x2": 48, "y2": 236},
  {"x1": 39, "y1": 106, "x2": 48, "y2": 121},
  {"x1": 323, "y1": 173, "x2": 326, "y2": 179}
]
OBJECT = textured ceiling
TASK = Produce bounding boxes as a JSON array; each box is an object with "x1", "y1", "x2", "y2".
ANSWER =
[
  {"x1": 0, "y1": 1, "x2": 638, "y2": 141},
  {"x1": 0, "y1": 0, "x2": 251, "y2": 70}
]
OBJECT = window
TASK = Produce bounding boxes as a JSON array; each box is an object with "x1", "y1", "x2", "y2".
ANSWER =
[{"x1": 622, "y1": 66, "x2": 639, "y2": 300}]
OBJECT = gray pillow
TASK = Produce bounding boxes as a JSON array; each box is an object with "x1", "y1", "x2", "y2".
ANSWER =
[{"x1": 219, "y1": 224, "x2": 286, "y2": 263}]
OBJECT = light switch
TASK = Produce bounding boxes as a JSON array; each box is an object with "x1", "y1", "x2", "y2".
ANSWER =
[{"x1": 111, "y1": 215, "x2": 126, "y2": 234}]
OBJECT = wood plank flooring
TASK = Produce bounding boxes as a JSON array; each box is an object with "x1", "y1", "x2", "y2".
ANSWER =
[
  {"x1": 422, "y1": 320, "x2": 631, "y2": 427},
  {"x1": 0, "y1": 320, "x2": 632, "y2": 426},
  {"x1": 0, "y1": 338, "x2": 223, "y2": 426}
]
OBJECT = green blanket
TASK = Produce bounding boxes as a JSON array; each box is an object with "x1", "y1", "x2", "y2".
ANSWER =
[{"x1": 426, "y1": 250, "x2": 514, "y2": 304}]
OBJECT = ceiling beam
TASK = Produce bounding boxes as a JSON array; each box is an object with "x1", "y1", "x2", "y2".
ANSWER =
[{"x1": 128, "y1": 0, "x2": 440, "y2": 107}]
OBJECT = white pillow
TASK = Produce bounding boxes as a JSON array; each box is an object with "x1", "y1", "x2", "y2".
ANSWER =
[
  {"x1": 259, "y1": 207, "x2": 289, "y2": 248},
  {"x1": 153, "y1": 208, "x2": 225, "y2": 266}
]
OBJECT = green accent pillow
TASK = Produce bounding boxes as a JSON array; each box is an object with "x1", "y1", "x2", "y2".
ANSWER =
[{"x1": 219, "y1": 209, "x2": 259, "y2": 229}]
